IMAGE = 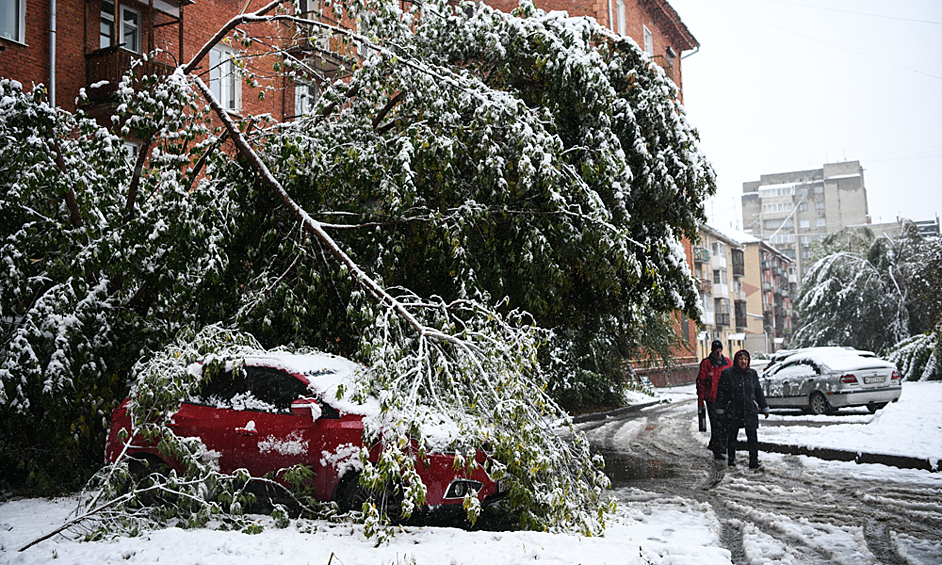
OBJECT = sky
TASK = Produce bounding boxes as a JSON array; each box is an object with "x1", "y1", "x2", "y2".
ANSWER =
[
  {"x1": 664, "y1": 0, "x2": 942, "y2": 232},
  {"x1": 3, "y1": 381, "x2": 941, "y2": 564}
]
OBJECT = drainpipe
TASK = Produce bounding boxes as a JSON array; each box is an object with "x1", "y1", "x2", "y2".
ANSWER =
[{"x1": 49, "y1": 0, "x2": 57, "y2": 106}]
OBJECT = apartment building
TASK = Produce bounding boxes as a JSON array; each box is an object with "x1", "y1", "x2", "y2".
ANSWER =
[
  {"x1": 694, "y1": 225, "x2": 746, "y2": 358},
  {"x1": 741, "y1": 161, "x2": 869, "y2": 281},
  {"x1": 0, "y1": 0, "x2": 333, "y2": 123}
]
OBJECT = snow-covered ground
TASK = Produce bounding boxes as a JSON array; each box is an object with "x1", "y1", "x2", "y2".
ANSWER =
[{"x1": 2, "y1": 381, "x2": 939, "y2": 565}]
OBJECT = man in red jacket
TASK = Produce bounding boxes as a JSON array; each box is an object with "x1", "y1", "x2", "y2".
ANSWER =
[{"x1": 697, "y1": 340, "x2": 731, "y2": 460}]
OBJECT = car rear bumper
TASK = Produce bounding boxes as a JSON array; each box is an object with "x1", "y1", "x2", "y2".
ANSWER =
[{"x1": 825, "y1": 386, "x2": 901, "y2": 408}]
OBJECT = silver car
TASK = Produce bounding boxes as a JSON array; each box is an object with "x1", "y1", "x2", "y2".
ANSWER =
[{"x1": 761, "y1": 347, "x2": 902, "y2": 415}]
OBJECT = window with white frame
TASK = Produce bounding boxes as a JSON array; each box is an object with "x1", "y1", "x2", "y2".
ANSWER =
[
  {"x1": 616, "y1": 0, "x2": 626, "y2": 36},
  {"x1": 758, "y1": 185, "x2": 795, "y2": 198},
  {"x1": 762, "y1": 202, "x2": 794, "y2": 214},
  {"x1": 101, "y1": 0, "x2": 142, "y2": 53},
  {"x1": 711, "y1": 240, "x2": 726, "y2": 257},
  {"x1": 210, "y1": 45, "x2": 242, "y2": 113},
  {"x1": 643, "y1": 25, "x2": 653, "y2": 54},
  {"x1": 799, "y1": 219, "x2": 810, "y2": 229},
  {"x1": 799, "y1": 202, "x2": 809, "y2": 211},
  {"x1": 815, "y1": 201, "x2": 825, "y2": 210},
  {"x1": 294, "y1": 82, "x2": 318, "y2": 117},
  {"x1": 1, "y1": 0, "x2": 25, "y2": 43},
  {"x1": 816, "y1": 218, "x2": 826, "y2": 227}
]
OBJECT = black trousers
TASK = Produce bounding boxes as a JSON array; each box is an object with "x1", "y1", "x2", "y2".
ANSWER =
[
  {"x1": 725, "y1": 419, "x2": 759, "y2": 467},
  {"x1": 707, "y1": 402, "x2": 725, "y2": 456}
]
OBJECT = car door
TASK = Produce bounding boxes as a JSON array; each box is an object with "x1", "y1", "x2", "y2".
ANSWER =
[
  {"x1": 169, "y1": 366, "x2": 248, "y2": 474},
  {"x1": 764, "y1": 361, "x2": 817, "y2": 407},
  {"x1": 230, "y1": 367, "x2": 333, "y2": 498}
]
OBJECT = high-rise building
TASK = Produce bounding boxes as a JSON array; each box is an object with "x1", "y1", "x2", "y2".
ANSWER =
[{"x1": 741, "y1": 161, "x2": 869, "y2": 281}]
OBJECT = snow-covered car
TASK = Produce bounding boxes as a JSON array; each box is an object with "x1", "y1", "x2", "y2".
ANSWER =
[
  {"x1": 760, "y1": 347, "x2": 901, "y2": 415},
  {"x1": 105, "y1": 351, "x2": 507, "y2": 521}
]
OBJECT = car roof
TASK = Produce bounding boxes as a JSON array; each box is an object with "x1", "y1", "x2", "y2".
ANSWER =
[
  {"x1": 774, "y1": 348, "x2": 894, "y2": 372},
  {"x1": 194, "y1": 350, "x2": 378, "y2": 417}
]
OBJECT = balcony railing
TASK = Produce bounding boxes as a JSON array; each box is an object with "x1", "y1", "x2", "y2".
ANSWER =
[
  {"x1": 694, "y1": 247, "x2": 710, "y2": 262},
  {"x1": 732, "y1": 263, "x2": 744, "y2": 277},
  {"x1": 652, "y1": 55, "x2": 675, "y2": 83},
  {"x1": 697, "y1": 278, "x2": 713, "y2": 294},
  {"x1": 85, "y1": 47, "x2": 174, "y2": 103}
]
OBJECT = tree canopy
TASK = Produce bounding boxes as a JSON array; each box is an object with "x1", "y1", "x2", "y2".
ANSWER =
[
  {"x1": 1, "y1": 0, "x2": 714, "y2": 527},
  {"x1": 794, "y1": 222, "x2": 942, "y2": 354}
]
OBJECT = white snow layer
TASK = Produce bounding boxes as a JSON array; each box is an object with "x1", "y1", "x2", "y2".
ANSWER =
[{"x1": 2, "y1": 381, "x2": 940, "y2": 565}]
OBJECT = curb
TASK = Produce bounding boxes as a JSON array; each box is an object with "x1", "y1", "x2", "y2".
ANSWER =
[
  {"x1": 757, "y1": 442, "x2": 940, "y2": 473},
  {"x1": 572, "y1": 400, "x2": 664, "y2": 424}
]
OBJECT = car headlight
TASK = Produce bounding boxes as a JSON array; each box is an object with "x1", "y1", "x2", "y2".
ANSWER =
[{"x1": 445, "y1": 479, "x2": 483, "y2": 499}]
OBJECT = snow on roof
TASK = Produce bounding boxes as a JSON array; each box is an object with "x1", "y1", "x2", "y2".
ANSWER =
[
  {"x1": 780, "y1": 347, "x2": 893, "y2": 372},
  {"x1": 708, "y1": 223, "x2": 760, "y2": 244}
]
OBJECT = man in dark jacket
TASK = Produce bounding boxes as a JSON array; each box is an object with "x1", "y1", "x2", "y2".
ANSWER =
[
  {"x1": 696, "y1": 340, "x2": 731, "y2": 459},
  {"x1": 715, "y1": 349, "x2": 770, "y2": 469}
]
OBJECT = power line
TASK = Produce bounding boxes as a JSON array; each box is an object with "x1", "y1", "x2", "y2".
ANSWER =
[
  {"x1": 760, "y1": 0, "x2": 942, "y2": 26},
  {"x1": 701, "y1": 0, "x2": 942, "y2": 82}
]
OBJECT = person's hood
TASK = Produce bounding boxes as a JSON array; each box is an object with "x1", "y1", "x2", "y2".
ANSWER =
[{"x1": 733, "y1": 349, "x2": 751, "y2": 371}]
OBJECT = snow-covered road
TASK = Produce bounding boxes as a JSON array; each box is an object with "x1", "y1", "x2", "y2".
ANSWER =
[
  {"x1": 1, "y1": 382, "x2": 940, "y2": 564},
  {"x1": 583, "y1": 381, "x2": 942, "y2": 564}
]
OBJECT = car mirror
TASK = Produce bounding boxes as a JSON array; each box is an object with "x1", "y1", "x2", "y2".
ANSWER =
[{"x1": 291, "y1": 397, "x2": 322, "y2": 421}]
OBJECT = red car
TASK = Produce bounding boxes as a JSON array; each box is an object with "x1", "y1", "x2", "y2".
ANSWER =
[{"x1": 105, "y1": 351, "x2": 507, "y2": 522}]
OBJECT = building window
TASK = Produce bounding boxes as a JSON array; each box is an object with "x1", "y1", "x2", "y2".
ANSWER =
[
  {"x1": 762, "y1": 202, "x2": 793, "y2": 214},
  {"x1": 800, "y1": 235, "x2": 811, "y2": 244},
  {"x1": 210, "y1": 45, "x2": 242, "y2": 113},
  {"x1": 1, "y1": 0, "x2": 25, "y2": 43},
  {"x1": 643, "y1": 25, "x2": 654, "y2": 54},
  {"x1": 616, "y1": 0, "x2": 626, "y2": 36},
  {"x1": 713, "y1": 269, "x2": 727, "y2": 285},
  {"x1": 294, "y1": 82, "x2": 318, "y2": 117},
  {"x1": 815, "y1": 201, "x2": 825, "y2": 210},
  {"x1": 799, "y1": 219, "x2": 810, "y2": 229},
  {"x1": 816, "y1": 218, "x2": 826, "y2": 227},
  {"x1": 815, "y1": 185, "x2": 824, "y2": 194},
  {"x1": 799, "y1": 202, "x2": 808, "y2": 211},
  {"x1": 101, "y1": 0, "x2": 141, "y2": 53},
  {"x1": 758, "y1": 185, "x2": 795, "y2": 198},
  {"x1": 797, "y1": 187, "x2": 807, "y2": 196},
  {"x1": 711, "y1": 240, "x2": 726, "y2": 257}
]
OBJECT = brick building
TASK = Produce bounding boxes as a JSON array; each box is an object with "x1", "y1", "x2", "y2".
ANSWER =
[{"x1": 0, "y1": 0, "x2": 331, "y2": 121}]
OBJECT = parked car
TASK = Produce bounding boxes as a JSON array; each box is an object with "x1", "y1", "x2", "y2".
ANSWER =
[
  {"x1": 105, "y1": 351, "x2": 507, "y2": 522},
  {"x1": 760, "y1": 347, "x2": 901, "y2": 415}
]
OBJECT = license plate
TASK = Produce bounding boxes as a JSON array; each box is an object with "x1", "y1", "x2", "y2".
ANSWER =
[
  {"x1": 497, "y1": 478, "x2": 509, "y2": 493},
  {"x1": 863, "y1": 376, "x2": 884, "y2": 384}
]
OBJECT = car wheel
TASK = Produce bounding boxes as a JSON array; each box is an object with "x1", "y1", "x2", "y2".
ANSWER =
[
  {"x1": 338, "y1": 474, "x2": 403, "y2": 520},
  {"x1": 808, "y1": 392, "x2": 831, "y2": 415},
  {"x1": 867, "y1": 402, "x2": 888, "y2": 414}
]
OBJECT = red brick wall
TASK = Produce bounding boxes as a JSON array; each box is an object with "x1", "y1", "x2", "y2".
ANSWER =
[{"x1": 0, "y1": 0, "x2": 291, "y2": 117}]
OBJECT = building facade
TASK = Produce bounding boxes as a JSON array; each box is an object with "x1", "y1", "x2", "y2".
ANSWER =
[
  {"x1": 741, "y1": 161, "x2": 869, "y2": 281},
  {"x1": 694, "y1": 225, "x2": 746, "y2": 359},
  {"x1": 0, "y1": 0, "x2": 329, "y2": 123}
]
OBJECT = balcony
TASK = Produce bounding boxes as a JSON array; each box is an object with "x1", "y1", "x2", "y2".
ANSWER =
[
  {"x1": 732, "y1": 263, "x2": 744, "y2": 277},
  {"x1": 715, "y1": 313, "x2": 731, "y2": 327},
  {"x1": 85, "y1": 47, "x2": 174, "y2": 104},
  {"x1": 694, "y1": 247, "x2": 710, "y2": 262},
  {"x1": 652, "y1": 55, "x2": 675, "y2": 83},
  {"x1": 290, "y1": 12, "x2": 356, "y2": 82},
  {"x1": 761, "y1": 282, "x2": 772, "y2": 292},
  {"x1": 697, "y1": 278, "x2": 713, "y2": 294}
]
